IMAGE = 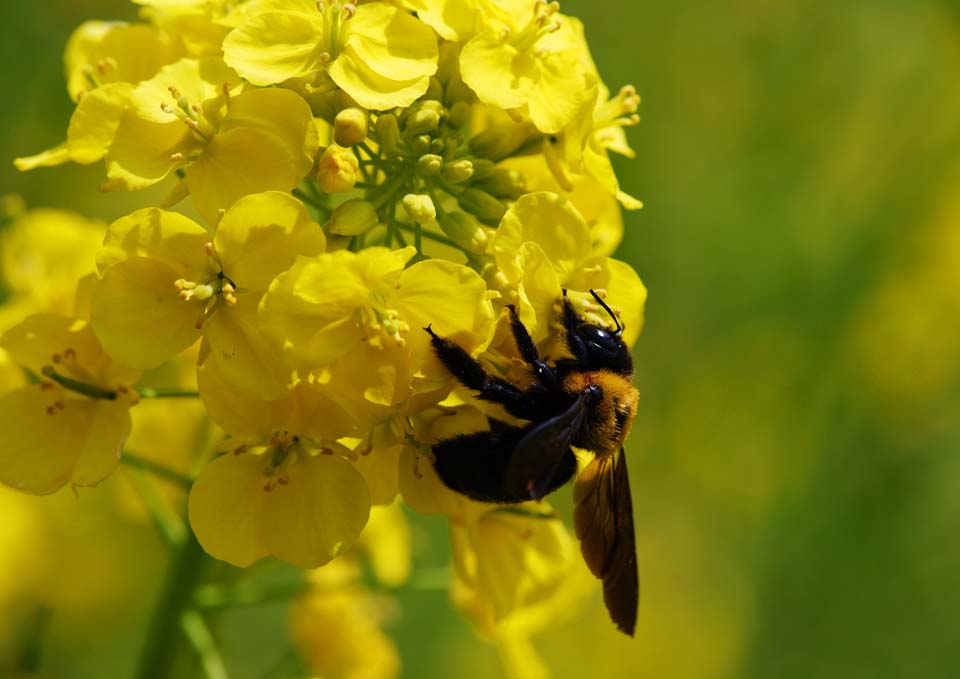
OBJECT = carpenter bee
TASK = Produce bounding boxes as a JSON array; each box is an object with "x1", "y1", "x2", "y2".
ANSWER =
[{"x1": 425, "y1": 289, "x2": 639, "y2": 636}]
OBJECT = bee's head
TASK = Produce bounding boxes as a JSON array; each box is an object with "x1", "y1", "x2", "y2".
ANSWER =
[
  {"x1": 576, "y1": 322, "x2": 633, "y2": 375},
  {"x1": 567, "y1": 290, "x2": 634, "y2": 376}
]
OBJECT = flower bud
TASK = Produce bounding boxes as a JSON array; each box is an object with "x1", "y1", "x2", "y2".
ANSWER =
[
  {"x1": 417, "y1": 154, "x2": 443, "y2": 176},
  {"x1": 409, "y1": 134, "x2": 431, "y2": 155},
  {"x1": 469, "y1": 122, "x2": 539, "y2": 161},
  {"x1": 469, "y1": 158, "x2": 495, "y2": 180},
  {"x1": 447, "y1": 101, "x2": 471, "y2": 129},
  {"x1": 316, "y1": 145, "x2": 360, "y2": 193},
  {"x1": 438, "y1": 211, "x2": 489, "y2": 255},
  {"x1": 375, "y1": 114, "x2": 400, "y2": 152},
  {"x1": 333, "y1": 107, "x2": 368, "y2": 146},
  {"x1": 441, "y1": 159, "x2": 474, "y2": 184},
  {"x1": 424, "y1": 77, "x2": 443, "y2": 102},
  {"x1": 327, "y1": 198, "x2": 379, "y2": 236},
  {"x1": 401, "y1": 194, "x2": 436, "y2": 224},
  {"x1": 405, "y1": 108, "x2": 440, "y2": 136},
  {"x1": 474, "y1": 168, "x2": 526, "y2": 199},
  {"x1": 457, "y1": 188, "x2": 506, "y2": 226}
]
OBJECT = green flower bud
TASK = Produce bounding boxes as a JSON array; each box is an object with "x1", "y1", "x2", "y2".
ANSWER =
[
  {"x1": 441, "y1": 159, "x2": 474, "y2": 184},
  {"x1": 470, "y1": 158, "x2": 495, "y2": 180},
  {"x1": 327, "y1": 199, "x2": 379, "y2": 236},
  {"x1": 405, "y1": 108, "x2": 440, "y2": 136},
  {"x1": 424, "y1": 76, "x2": 443, "y2": 102},
  {"x1": 401, "y1": 194, "x2": 437, "y2": 224},
  {"x1": 474, "y1": 168, "x2": 526, "y2": 199},
  {"x1": 417, "y1": 154, "x2": 443, "y2": 176},
  {"x1": 457, "y1": 188, "x2": 506, "y2": 226},
  {"x1": 447, "y1": 101, "x2": 471, "y2": 129},
  {"x1": 438, "y1": 211, "x2": 489, "y2": 255},
  {"x1": 333, "y1": 107, "x2": 369, "y2": 147},
  {"x1": 469, "y1": 122, "x2": 540, "y2": 161},
  {"x1": 375, "y1": 114, "x2": 400, "y2": 152},
  {"x1": 409, "y1": 134, "x2": 432, "y2": 155}
]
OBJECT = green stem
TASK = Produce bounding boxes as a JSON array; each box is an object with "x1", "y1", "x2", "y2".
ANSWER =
[
  {"x1": 396, "y1": 224, "x2": 461, "y2": 250},
  {"x1": 181, "y1": 609, "x2": 229, "y2": 679},
  {"x1": 125, "y1": 467, "x2": 187, "y2": 546},
  {"x1": 138, "y1": 531, "x2": 212, "y2": 679},
  {"x1": 194, "y1": 580, "x2": 307, "y2": 610},
  {"x1": 138, "y1": 387, "x2": 200, "y2": 399},
  {"x1": 40, "y1": 366, "x2": 116, "y2": 400},
  {"x1": 122, "y1": 452, "x2": 194, "y2": 489}
]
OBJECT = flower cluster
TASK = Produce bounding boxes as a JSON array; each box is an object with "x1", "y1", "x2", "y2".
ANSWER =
[{"x1": 6, "y1": 0, "x2": 645, "y2": 674}]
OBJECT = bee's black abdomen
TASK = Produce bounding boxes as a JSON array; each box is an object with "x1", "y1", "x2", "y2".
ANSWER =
[{"x1": 432, "y1": 425, "x2": 577, "y2": 504}]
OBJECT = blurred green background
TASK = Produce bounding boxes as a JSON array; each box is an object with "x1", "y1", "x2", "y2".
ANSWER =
[{"x1": 2, "y1": 0, "x2": 960, "y2": 677}]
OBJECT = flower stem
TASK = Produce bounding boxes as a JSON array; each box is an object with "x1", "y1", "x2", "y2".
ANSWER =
[
  {"x1": 138, "y1": 530, "x2": 213, "y2": 679},
  {"x1": 137, "y1": 387, "x2": 200, "y2": 399},
  {"x1": 40, "y1": 366, "x2": 116, "y2": 400},
  {"x1": 122, "y1": 452, "x2": 194, "y2": 489}
]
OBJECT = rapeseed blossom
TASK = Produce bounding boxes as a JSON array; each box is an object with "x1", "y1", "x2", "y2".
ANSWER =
[{"x1": 6, "y1": 1, "x2": 647, "y2": 675}]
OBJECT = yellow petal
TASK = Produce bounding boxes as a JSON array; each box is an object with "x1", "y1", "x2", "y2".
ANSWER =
[
  {"x1": 262, "y1": 453, "x2": 370, "y2": 568},
  {"x1": 0, "y1": 314, "x2": 140, "y2": 387},
  {"x1": 129, "y1": 57, "x2": 239, "y2": 123},
  {"x1": 401, "y1": 0, "x2": 484, "y2": 42},
  {"x1": 328, "y1": 47, "x2": 432, "y2": 110},
  {"x1": 69, "y1": 399, "x2": 132, "y2": 487},
  {"x1": 393, "y1": 259, "x2": 495, "y2": 368},
  {"x1": 91, "y1": 257, "x2": 203, "y2": 369},
  {"x1": 527, "y1": 53, "x2": 586, "y2": 134},
  {"x1": 493, "y1": 191, "x2": 592, "y2": 285},
  {"x1": 203, "y1": 302, "x2": 293, "y2": 400},
  {"x1": 188, "y1": 451, "x2": 270, "y2": 567},
  {"x1": 515, "y1": 242, "x2": 562, "y2": 344},
  {"x1": 97, "y1": 207, "x2": 210, "y2": 274},
  {"x1": 0, "y1": 387, "x2": 83, "y2": 494},
  {"x1": 460, "y1": 31, "x2": 527, "y2": 111},
  {"x1": 222, "y1": 10, "x2": 324, "y2": 86},
  {"x1": 187, "y1": 126, "x2": 300, "y2": 227},
  {"x1": 14, "y1": 143, "x2": 70, "y2": 172},
  {"x1": 214, "y1": 190, "x2": 324, "y2": 294},
  {"x1": 105, "y1": 110, "x2": 189, "y2": 190},
  {"x1": 67, "y1": 82, "x2": 133, "y2": 164},
  {"x1": 345, "y1": 3, "x2": 438, "y2": 81}
]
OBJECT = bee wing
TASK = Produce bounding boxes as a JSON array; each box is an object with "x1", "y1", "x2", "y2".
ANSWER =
[
  {"x1": 504, "y1": 394, "x2": 589, "y2": 501},
  {"x1": 573, "y1": 448, "x2": 638, "y2": 636}
]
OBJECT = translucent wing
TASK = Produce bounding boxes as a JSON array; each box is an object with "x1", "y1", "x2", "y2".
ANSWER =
[
  {"x1": 573, "y1": 448, "x2": 639, "y2": 636},
  {"x1": 504, "y1": 394, "x2": 588, "y2": 501}
]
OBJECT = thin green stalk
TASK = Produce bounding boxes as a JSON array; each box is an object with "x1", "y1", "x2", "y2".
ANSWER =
[
  {"x1": 40, "y1": 366, "x2": 116, "y2": 400},
  {"x1": 138, "y1": 531, "x2": 212, "y2": 679},
  {"x1": 125, "y1": 467, "x2": 187, "y2": 546},
  {"x1": 181, "y1": 609, "x2": 229, "y2": 679},
  {"x1": 138, "y1": 387, "x2": 200, "y2": 399},
  {"x1": 194, "y1": 580, "x2": 307, "y2": 610},
  {"x1": 396, "y1": 224, "x2": 461, "y2": 250},
  {"x1": 122, "y1": 452, "x2": 194, "y2": 489}
]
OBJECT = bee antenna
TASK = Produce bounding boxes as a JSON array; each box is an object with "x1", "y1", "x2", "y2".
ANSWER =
[{"x1": 589, "y1": 289, "x2": 623, "y2": 335}]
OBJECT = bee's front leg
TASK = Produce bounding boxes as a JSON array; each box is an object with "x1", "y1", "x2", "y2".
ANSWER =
[{"x1": 505, "y1": 304, "x2": 563, "y2": 394}]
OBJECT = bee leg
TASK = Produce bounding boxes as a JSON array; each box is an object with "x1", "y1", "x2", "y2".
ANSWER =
[
  {"x1": 424, "y1": 326, "x2": 532, "y2": 417},
  {"x1": 506, "y1": 304, "x2": 563, "y2": 393}
]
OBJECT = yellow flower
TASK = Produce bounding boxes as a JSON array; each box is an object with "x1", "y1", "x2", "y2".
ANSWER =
[
  {"x1": 91, "y1": 191, "x2": 325, "y2": 398},
  {"x1": 14, "y1": 21, "x2": 183, "y2": 173},
  {"x1": 316, "y1": 144, "x2": 361, "y2": 193},
  {"x1": 103, "y1": 58, "x2": 319, "y2": 225},
  {"x1": 136, "y1": 0, "x2": 236, "y2": 58},
  {"x1": 259, "y1": 246, "x2": 494, "y2": 370},
  {"x1": 188, "y1": 359, "x2": 369, "y2": 568},
  {"x1": 490, "y1": 191, "x2": 647, "y2": 348},
  {"x1": 0, "y1": 315, "x2": 141, "y2": 495},
  {"x1": 0, "y1": 209, "x2": 104, "y2": 323},
  {"x1": 290, "y1": 560, "x2": 401, "y2": 679},
  {"x1": 460, "y1": 0, "x2": 587, "y2": 133},
  {"x1": 64, "y1": 20, "x2": 183, "y2": 102},
  {"x1": 401, "y1": 0, "x2": 486, "y2": 42},
  {"x1": 449, "y1": 504, "x2": 594, "y2": 678},
  {"x1": 222, "y1": 0, "x2": 438, "y2": 110}
]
